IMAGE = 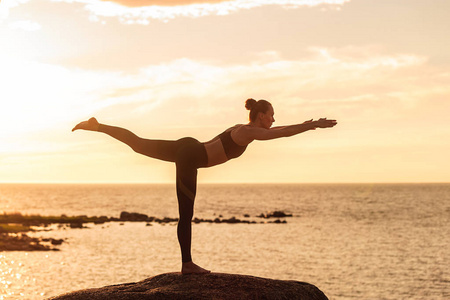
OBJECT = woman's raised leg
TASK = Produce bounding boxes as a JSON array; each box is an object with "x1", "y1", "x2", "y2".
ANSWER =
[{"x1": 72, "y1": 117, "x2": 179, "y2": 162}]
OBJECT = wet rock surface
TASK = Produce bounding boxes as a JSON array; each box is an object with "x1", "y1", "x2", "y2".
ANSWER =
[{"x1": 49, "y1": 272, "x2": 329, "y2": 300}]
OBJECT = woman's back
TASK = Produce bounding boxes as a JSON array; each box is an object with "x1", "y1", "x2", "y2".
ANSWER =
[{"x1": 203, "y1": 124, "x2": 249, "y2": 167}]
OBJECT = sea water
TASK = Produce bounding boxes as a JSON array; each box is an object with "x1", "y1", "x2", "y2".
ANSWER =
[{"x1": 0, "y1": 183, "x2": 449, "y2": 299}]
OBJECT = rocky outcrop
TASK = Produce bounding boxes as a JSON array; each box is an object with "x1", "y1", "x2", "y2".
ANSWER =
[
  {"x1": 0, "y1": 234, "x2": 62, "y2": 251},
  {"x1": 1, "y1": 211, "x2": 292, "y2": 229},
  {"x1": 0, "y1": 211, "x2": 292, "y2": 252},
  {"x1": 48, "y1": 272, "x2": 328, "y2": 300},
  {"x1": 120, "y1": 211, "x2": 150, "y2": 222},
  {"x1": 257, "y1": 211, "x2": 293, "y2": 218}
]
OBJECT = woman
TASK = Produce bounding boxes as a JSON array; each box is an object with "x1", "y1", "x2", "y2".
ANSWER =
[{"x1": 72, "y1": 98, "x2": 337, "y2": 274}]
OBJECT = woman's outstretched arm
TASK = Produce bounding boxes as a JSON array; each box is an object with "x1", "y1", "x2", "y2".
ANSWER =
[
  {"x1": 268, "y1": 118, "x2": 337, "y2": 137},
  {"x1": 235, "y1": 118, "x2": 337, "y2": 143}
]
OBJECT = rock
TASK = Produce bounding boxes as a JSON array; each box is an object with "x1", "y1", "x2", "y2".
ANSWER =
[
  {"x1": 51, "y1": 238, "x2": 64, "y2": 245},
  {"x1": 94, "y1": 216, "x2": 109, "y2": 225},
  {"x1": 69, "y1": 223, "x2": 84, "y2": 229},
  {"x1": 48, "y1": 272, "x2": 328, "y2": 300},
  {"x1": 257, "y1": 211, "x2": 293, "y2": 218},
  {"x1": 222, "y1": 216, "x2": 240, "y2": 224},
  {"x1": 268, "y1": 219, "x2": 287, "y2": 224},
  {"x1": 120, "y1": 211, "x2": 149, "y2": 222},
  {"x1": 0, "y1": 233, "x2": 57, "y2": 251},
  {"x1": 155, "y1": 217, "x2": 178, "y2": 224}
]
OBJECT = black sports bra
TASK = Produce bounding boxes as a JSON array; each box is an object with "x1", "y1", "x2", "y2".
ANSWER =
[{"x1": 218, "y1": 129, "x2": 247, "y2": 160}]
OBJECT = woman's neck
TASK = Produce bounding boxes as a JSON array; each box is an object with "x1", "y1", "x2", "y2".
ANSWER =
[{"x1": 248, "y1": 121, "x2": 263, "y2": 128}]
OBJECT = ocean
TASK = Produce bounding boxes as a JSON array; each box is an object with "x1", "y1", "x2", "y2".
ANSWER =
[{"x1": 0, "y1": 183, "x2": 449, "y2": 299}]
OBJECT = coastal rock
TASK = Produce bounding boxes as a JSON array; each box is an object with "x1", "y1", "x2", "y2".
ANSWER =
[
  {"x1": 120, "y1": 211, "x2": 149, "y2": 222},
  {"x1": 257, "y1": 211, "x2": 293, "y2": 218},
  {"x1": 51, "y1": 238, "x2": 64, "y2": 245},
  {"x1": 48, "y1": 272, "x2": 328, "y2": 300},
  {"x1": 0, "y1": 234, "x2": 58, "y2": 251},
  {"x1": 267, "y1": 219, "x2": 287, "y2": 224},
  {"x1": 155, "y1": 217, "x2": 179, "y2": 223},
  {"x1": 41, "y1": 238, "x2": 65, "y2": 245},
  {"x1": 69, "y1": 223, "x2": 84, "y2": 229}
]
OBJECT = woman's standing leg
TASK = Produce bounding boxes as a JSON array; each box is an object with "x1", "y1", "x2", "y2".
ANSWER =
[
  {"x1": 176, "y1": 143, "x2": 210, "y2": 274},
  {"x1": 176, "y1": 164, "x2": 196, "y2": 264}
]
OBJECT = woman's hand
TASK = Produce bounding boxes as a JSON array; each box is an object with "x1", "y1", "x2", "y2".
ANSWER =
[
  {"x1": 313, "y1": 118, "x2": 337, "y2": 128},
  {"x1": 72, "y1": 117, "x2": 100, "y2": 132}
]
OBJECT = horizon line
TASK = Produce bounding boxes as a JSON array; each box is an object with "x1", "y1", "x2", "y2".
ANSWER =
[{"x1": 0, "y1": 181, "x2": 449, "y2": 185}]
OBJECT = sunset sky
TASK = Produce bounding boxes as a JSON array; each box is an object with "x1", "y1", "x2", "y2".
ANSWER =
[{"x1": 1, "y1": 0, "x2": 449, "y2": 183}]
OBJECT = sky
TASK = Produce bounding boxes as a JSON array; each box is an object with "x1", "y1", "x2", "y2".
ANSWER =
[{"x1": 0, "y1": 0, "x2": 449, "y2": 183}]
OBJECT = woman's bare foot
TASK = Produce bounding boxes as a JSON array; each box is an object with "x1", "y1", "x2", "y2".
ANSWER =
[
  {"x1": 181, "y1": 261, "x2": 211, "y2": 275},
  {"x1": 72, "y1": 117, "x2": 99, "y2": 132}
]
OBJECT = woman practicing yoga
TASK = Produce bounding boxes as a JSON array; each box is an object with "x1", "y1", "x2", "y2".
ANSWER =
[{"x1": 72, "y1": 98, "x2": 337, "y2": 274}]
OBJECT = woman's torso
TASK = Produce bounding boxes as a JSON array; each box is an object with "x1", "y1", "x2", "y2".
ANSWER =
[{"x1": 203, "y1": 124, "x2": 249, "y2": 167}]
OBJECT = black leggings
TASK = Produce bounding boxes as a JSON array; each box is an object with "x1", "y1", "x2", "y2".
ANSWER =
[{"x1": 98, "y1": 124, "x2": 208, "y2": 263}]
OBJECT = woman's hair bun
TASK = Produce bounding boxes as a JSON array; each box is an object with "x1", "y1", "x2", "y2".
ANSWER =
[{"x1": 245, "y1": 98, "x2": 257, "y2": 110}]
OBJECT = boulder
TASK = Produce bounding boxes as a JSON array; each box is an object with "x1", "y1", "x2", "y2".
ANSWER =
[
  {"x1": 69, "y1": 223, "x2": 84, "y2": 229},
  {"x1": 48, "y1": 272, "x2": 328, "y2": 300},
  {"x1": 257, "y1": 211, "x2": 293, "y2": 218},
  {"x1": 51, "y1": 238, "x2": 64, "y2": 245},
  {"x1": 120, "y1": 211, "x2": 149, "y2": 222}
]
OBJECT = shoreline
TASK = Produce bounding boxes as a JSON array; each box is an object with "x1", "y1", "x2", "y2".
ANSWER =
[{"x1": 0, "y1": 210, "x2": 292, "y2": 251}]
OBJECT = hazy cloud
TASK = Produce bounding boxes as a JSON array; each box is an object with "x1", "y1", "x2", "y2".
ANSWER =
[
  {"x1": 83, "y1": 47, "x2": 440, "y2": 131},
  {"x1": 8, "y1": 20, "x2": 41, "y2": 31},
  {"x1": 0, "y1": 0, "x2": 31, "y2": 19},
  {"x1": 2, "y1": 47, "x2": 442, "y2": 139},
  {"x1": 100, "y1": 0, "x2": 229, "y2": 8},
  {"x1": 51, "y1": 0, "x2": 350, "y2": 23}
]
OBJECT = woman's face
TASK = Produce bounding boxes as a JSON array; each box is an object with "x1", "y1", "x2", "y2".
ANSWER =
[{"x1": 260, "y1": 105, "x2": 275, "y2": 129}]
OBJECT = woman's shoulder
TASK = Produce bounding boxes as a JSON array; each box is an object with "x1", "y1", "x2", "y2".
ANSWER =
[
  {"x1": 230, "y1": 124, "x2": 255, "y2": 145},
  {"x1": 225, "y1": 124, "x2": 245, "y2": 132}
]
